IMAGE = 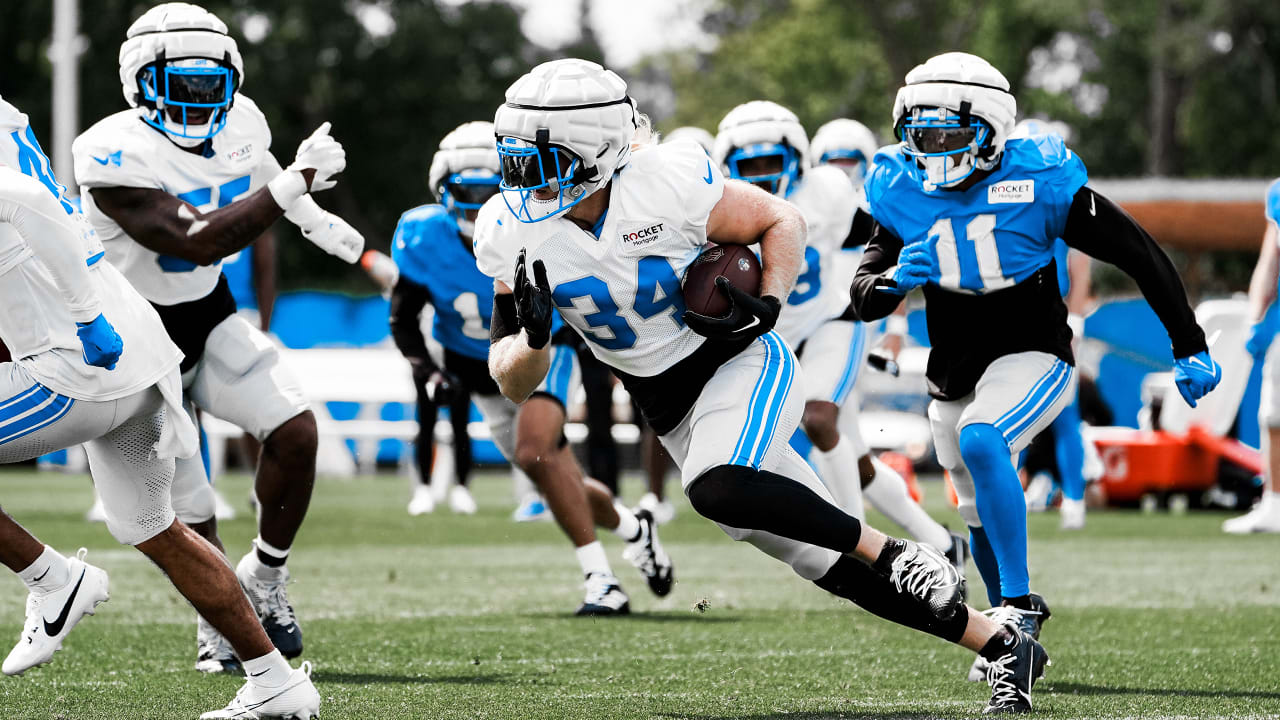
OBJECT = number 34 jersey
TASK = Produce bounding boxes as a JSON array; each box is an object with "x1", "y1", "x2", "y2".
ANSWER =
[
  {"x1": 473, "y1": 140, "x2": 724, "y2": 379},
  {"x1": 72, "y1": 94, "x2": 276, "y2": 306}
]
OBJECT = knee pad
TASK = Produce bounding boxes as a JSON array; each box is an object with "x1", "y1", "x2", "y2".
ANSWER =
[
  {"x1": 686, "y1": 464, "x2": 756, "y2": 525},
  {"x1": 956, "y1": 500, "x2": 982, "y2": 527},
  {"x1": 958, "y1": 423, "x2": 1010, "y2": 481}
]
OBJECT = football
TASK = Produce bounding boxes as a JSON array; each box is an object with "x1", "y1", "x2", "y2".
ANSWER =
[{"x1": 682, "y1": 244, "x2": 762, "y2": 317}]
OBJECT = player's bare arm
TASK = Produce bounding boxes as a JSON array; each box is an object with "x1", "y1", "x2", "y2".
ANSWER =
[
  {"x1": 706, "y1": 179, "x2": 807, "y2": 300},
  {"x1": 488, "y1": 279, "x2": 551, "y2": 403},
  {"x1": 1247, "y1": 223, "x2": 1279, "y2": 324},
  {"x1": 89, "y1": 181, "x2": 298, "y2": 267}
]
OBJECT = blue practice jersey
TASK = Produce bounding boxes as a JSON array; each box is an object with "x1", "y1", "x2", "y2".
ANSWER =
[
  {"x1": 222, "y1": 248, "x2": 256, "y2": 310},
  {"x1": 392, "y1": 205, "x2": 494, "y2": 361},
  {"x1": 1053, "y1": 239, "x2": 1070, "y2": 298},
  {"x1": 866, "y1": 133, "x2": 1088, "y2": 296}
]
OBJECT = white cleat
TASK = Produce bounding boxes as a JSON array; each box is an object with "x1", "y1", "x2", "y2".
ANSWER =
[
  {"x1": 637, "y1": 492, "x2": 676, "y2": 525},
  {"x1": 574, "y1": 573, "x2": 630, "y2": 616},
  {"x1": 407, "y1": 484, "x2": 436, "y2": 516},
  {"x1": 200, "y1": 660, "x2": 320, "y2": 719},
  {"x1": 1059, "y1": 497, "x2": 1086, "y2": 530},
  {"x1": 3, "y1": 549, "x2": 109, "y2": 676},
  {"x1": 85, "y1": 494, "x2": 107, "y2": 523},
  {"x1": 1024, "y1": 473, "x2": 1052, "y2": 513},
  {"x1": 213, "y1": 488, "x2": 238, "y2": 521},
  {"x1": 1222, "y1": 495, "x2": 1280, "y2": 534},
  {"x1": 196, "y1": 616, "x2": 242, "y2": 675},
  {"x1": 448, "y1": 485, "x2": 477, "y2": 515}
]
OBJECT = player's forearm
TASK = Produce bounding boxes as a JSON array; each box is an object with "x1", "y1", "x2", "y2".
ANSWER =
[
  {"x1": 1063, "y1": 187, "x2": 1206, "y2": 356},
  {"x1": 757, "y1": 206, "x2": 806, "y2": 300},
  {"x1": 849, "y1": 223, "x2": 906, "y2": 322},
  {"x1": 1248, "y1": 225, "x2": 1279, "y2": 323},
  {"x1": 488, "y1": 334, "x2": 550, "y2": 403},
  {"x1": 389, "y1": 278, "x2": 432, "y2": 363}
]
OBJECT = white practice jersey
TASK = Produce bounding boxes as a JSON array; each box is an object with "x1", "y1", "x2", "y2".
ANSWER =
[
  {"x1": 0, "y1": 167, "x2": 181, "y2": 401},
  {"x1": 475, "y1": 140, "x2": 725, "y2": 378},
  {"x1": 73, "y1": 95, "x2": 276, "y2": 305},
  {"x1": 772, "y1": 164, "x2": 858, "y2": 347}
]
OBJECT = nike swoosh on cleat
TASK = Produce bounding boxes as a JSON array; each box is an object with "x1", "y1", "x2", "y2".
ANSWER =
[
  {"x1": 42, "y1": 569, "x2": 86, "y2": 637},
  {"x1": 703, "y1": 160, "x2": 714, "y2": 185},
  {"x1": 1089, "y1": 192, "x2": 1096, "y2": 216}
]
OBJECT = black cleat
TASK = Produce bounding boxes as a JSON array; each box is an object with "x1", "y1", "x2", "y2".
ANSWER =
[
  {"x1": 982, "y1": 626, "x2": 1050, "y2": 714},
  {"x1": 969, "y1": 594, "x2": 1051, "y2": 681},
  {"x1": 944, "y1": 530, "x2": 969, "y2": 596},
  {"x1": 236, "y1": 557, "x2": 303, "y2": 659},
  {"x1": 575, "y1": 573, "x2": 631, "y2": 616},
  {"x1": 622, "y1": 509, "x2": 674, "y2": 597},
  {"x1": 884, "y1": 539, "x2": 966, "y2": 621}
]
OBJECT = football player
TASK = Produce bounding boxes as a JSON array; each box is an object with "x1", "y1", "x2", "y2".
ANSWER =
[
  {"x1": 0, "y1": 115, "x2": 319, "y2": 716},
  {"x1": 389, "y1": 120, "x2": 523, "y2": 517},
  {"x1": 1010, "y1": 119, "x2": 1093, "y2": 531},
  {"x1": 71, "y1": 3, "x2": 364, "y2": 672},
  {"x1": 850, "y1": 52, "x2": 1221, "y2": 690},
  {"x1": 720, "y1": 105, "x2": 966, "y2": 570},
  {"x1": 476, "y1": 58, "x2": 1052, "y2": 714},
  {"x1": 1225, "y1": 177, "x2": 1280, "y2": 534},
  {"x1": 394, "y1": 120, "x2": 673, "y2": 614}
]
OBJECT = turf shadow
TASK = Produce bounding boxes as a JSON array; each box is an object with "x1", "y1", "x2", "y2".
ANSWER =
[
  {"x1": 519, "y1": 612, "x2": 739, "y2": 624},
  {"x1": 1046, "y1": 680, "x2": 1280, "y2": 701},
  {"x1": 312, "y1": 670, "x2": 508, "y2": 686}
]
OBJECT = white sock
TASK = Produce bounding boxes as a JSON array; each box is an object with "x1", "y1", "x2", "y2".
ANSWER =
[
  {"x1": 814, "y1": 435, "x2": 865, "y2": 521},
  {"x1": 864, "y1": 457, "x2": 952, "y2": 549},
  {"x1": 574, "y1": 541, "x2": 612, "y2": 577},
  {"x1": 246, "y1": 537, "x2": 289, "y2": 578},
  {"x1": 241, "y1": 649, "x2": 293, "y2": 689},
  {"x1": 611, "y1": 501, "x2": 641, "y2": 542},
  {"x1": 18, "y1": 546, "x2": 71, "y2": 595}
]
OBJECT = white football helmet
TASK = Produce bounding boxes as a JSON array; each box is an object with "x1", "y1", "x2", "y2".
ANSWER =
[
  {"x1": 493, "y1": 58, "x2": 637, "y2": 223},
  {"x1": 428, "y1": 121, "x2": 501, "y2": 236},
  {"x1": 810, "y1": 118, "x2": 878, "y2": 188},
  {"x1": 713, "y1": 100, "x2": 809, "y2": 198},
  {"x1": 119, "y1": 3, "x2": 243, "y2": 148},
  {"x1": 662, "y1": 126, "x2": 715, "y2": 156},
  {"x1": 892, "y1": 52, "x2": 1017, "y2": 191}
]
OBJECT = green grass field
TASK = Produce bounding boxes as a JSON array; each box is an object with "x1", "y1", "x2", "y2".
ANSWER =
[{"x1": 0, "y1": 468, "x2": 1277, "y2": 720}]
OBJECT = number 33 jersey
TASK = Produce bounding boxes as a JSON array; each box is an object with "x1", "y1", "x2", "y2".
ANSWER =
[
  {"x1": 474, "y1": 140, "x2": 725, "y2": 379},
  {"x1": 72, "y1": 94, "x2": 276, "y2": 306}
]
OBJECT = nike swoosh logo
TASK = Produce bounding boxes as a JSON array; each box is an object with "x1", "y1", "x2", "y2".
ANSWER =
[
  {"x1": 1089, "y1": 192, "x2": 1096, "y2": 216},
  {"x1": 249, "y1": 668, "x2": 270, "y2": 677},
  {"x1": 32, "y1": 568, "x2": 49, "y2": 583},
  {"x1": 43, "y1": 568, "x2": 85, "y2": 637},
  {"x1": 92, "y1": 155, "x2": 111, "y2": 166},
  {"x1": 735, "y1": 316, "x2": 762, "y2": 335},
  {"x1": 1186, "y1": 356, "x2": 1212, "y2": 371},
  {"x1": 703, "y1": 161, "x2": 714, "y2": 185}
]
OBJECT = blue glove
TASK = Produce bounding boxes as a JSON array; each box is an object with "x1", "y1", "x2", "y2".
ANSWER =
[
  {"x1": 76, "y1": 314, "x2": 123, "y2": 371},
  {"x1": 1246, "y1": 319, "x2": 1277, "y2": 360},
  {"x1": 879, "y1": 242, "x2": 934, "y2": 295},
  {"x1": 1172, "y1": 350, "x2": 1222, "y2": 408}
]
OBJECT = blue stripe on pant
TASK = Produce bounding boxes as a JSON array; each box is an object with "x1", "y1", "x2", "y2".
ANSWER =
[
  {"x1": 829, "y1": 323, "x2": 867, "y2": 406},
  {"x1": 993, "y1": 359, "x2": 1070, "y2": 446},
  {"x1": 0, "y1": 387, "x2": 75, "y2": 445},
  {"x1": 730, "y1": 332, "x2": 795, "y2": 469}
]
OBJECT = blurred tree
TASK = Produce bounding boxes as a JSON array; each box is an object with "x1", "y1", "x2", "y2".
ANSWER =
[
  {"x1": 655, "y1": 0, "x2": 1280, "y2": 180},
  {"x1": 0, "y1": 0, "x2": 591, "y2": 291}
]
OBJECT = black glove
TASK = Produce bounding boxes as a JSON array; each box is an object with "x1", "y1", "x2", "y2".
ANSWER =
[
  {"x1": 514, "y1": 247, "x2": 554, "y2": 350},
  {"x1": 425, "y1": 369, "x2": 461, "y2": 404},
  {"x1": 683, "y1": 276, "x2": 782, "y2": 342}
]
